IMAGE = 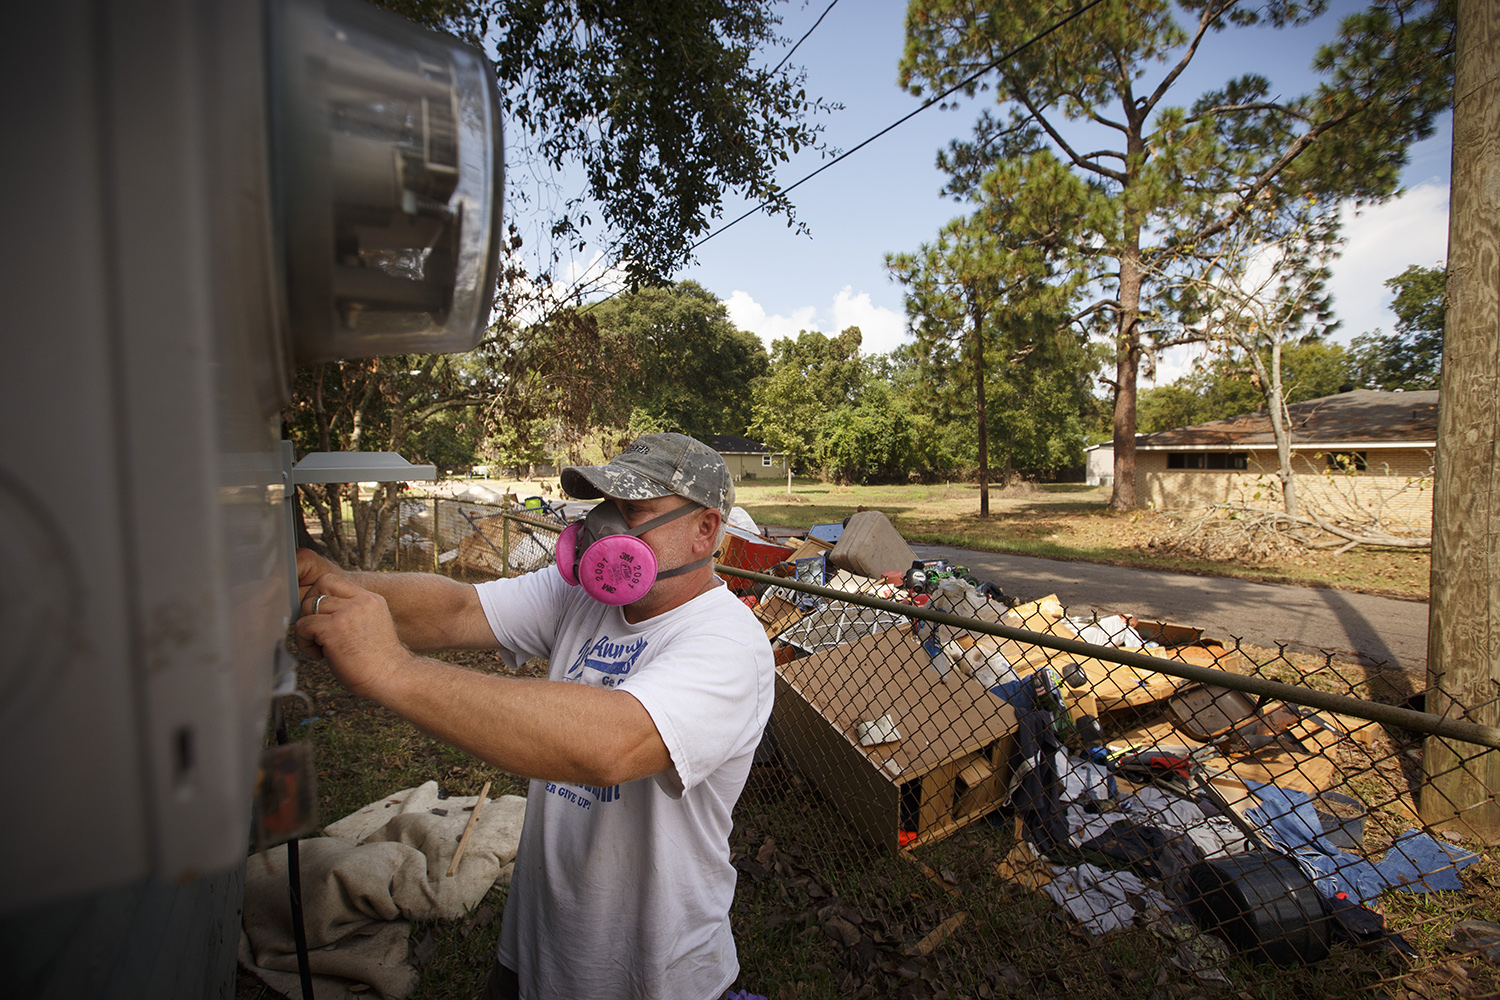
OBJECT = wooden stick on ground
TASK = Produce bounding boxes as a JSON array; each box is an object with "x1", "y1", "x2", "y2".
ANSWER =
[{"x1": 446, "y1": 780, "x2": 492, "y2": 877}]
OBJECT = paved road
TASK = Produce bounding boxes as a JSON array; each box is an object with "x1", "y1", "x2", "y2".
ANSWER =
[{"x1": 910, "y1": 544, "x2": 1430, "y2": 679}]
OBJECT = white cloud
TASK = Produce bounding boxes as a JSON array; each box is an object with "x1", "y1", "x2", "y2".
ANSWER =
[
  {"x1": 1135, "y1": 184, "x2": 1449, "y2": 390},
  {"x1": 724, "y1": 290, "x2": 819, "y2": 347},
  {"x1": 831, "y1": 286, "x2": 909, "y2": 356},
  {"x1": 724, "y1": 287, "x2": 909, "y2": 356},
  {"x1": 1327, "y1": 183, "x2": 1449, "y2": 342}
]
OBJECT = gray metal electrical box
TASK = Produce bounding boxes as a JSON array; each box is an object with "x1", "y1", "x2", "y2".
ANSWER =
[{"x1": 0, "y1": 1, "x2": 502, "y2": 991}]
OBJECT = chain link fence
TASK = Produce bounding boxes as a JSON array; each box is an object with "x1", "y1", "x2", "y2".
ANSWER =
[
  {"x1": 389, "y1": 502, "x2": 1499, "y2": 999},
  {"x1": 391, "y1": 495, "x2": 567, "y2": 580}
]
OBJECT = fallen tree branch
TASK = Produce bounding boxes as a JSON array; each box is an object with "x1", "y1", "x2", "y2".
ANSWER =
[{"x1": 1148, "y1": 503, "x2": 1430, "y2": 562}]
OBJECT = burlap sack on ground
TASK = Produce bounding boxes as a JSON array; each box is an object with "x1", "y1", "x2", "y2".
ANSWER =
[{"x1": 240, "y1": 781, "x2": 526, "y2": 1000}]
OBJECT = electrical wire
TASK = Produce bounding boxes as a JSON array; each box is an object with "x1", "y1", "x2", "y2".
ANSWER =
[
  {"x1": 771, "y1": 0, "x2": 841, "y2": 76},
  {"x1": 551, "y1": 0, "x2": 1112, "y2": 311},
  {"x1": 543, "y1": 2, "x2": 842, "y2": 308},
  {"x1": 686, "y1": 0, "x2": 1114, "y2": 255}
]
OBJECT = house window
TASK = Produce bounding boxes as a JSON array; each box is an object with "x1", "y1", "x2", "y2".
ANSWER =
[
  {"x1": 1326, "y1": 451, "x2": 1368, "y2": 472},
  {"x1": 762, "y1": 454, "x2": 773, "y2": 467},
  {"x1": 1167, "y1": 452, "x2": 1249, "y2": 471}
]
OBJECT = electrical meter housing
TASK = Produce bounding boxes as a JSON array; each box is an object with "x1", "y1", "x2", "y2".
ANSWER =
[{"x1": 271, "y1": 0, "x2": 504, "y2": 362}]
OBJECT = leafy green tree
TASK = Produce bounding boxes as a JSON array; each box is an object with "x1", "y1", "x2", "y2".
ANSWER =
[
  {"x1": 584, "y1": 281, "x2": 768, "y2": 440},
  {"x1": 888, "y1": 152, "x2": 1102, "y2": 514},
  {"x1": 817, "y1": 384, "x2": 919, "y2": 485},
  {"x1": 749, "y1": 328, "x2": 871, "y2": 492},
  {"x1": 1348, "y1": 263, "x2": 1446, "y2": 389},
  {"x1": 409, "y1": 407, "x2": 484, "y2": 473},
  {"x1": 982, "y1": 325, "x2": 1096, "y2": 480},
  {"x1": 901, "y1": 0, "x2": 1456, "y2": 510},
  {"x1": 1136, "y1": 384, "x2": 1206, "y2": 434}
]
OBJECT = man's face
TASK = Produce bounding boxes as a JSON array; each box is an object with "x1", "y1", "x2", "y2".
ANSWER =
[{"x1": 608, "y1": 494, "x2": 709, "y2": 570}]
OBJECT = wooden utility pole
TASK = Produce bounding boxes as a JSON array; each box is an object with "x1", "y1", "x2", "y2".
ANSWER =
[{"x1": 1422, "y1": 0, "x2": 1500, "y2": 843}]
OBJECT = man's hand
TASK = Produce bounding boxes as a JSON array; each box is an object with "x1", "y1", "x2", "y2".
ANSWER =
[
  {"x1": 295, "y1": 566, "x2": 412, "y2": 700},
  {"x1": 296, "y1": 548, "x2": 344, "y2": 606}
]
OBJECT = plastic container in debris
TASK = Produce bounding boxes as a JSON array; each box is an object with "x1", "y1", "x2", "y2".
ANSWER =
[
  {"x1": 807, "y1": 522, "x2": 845, "y2": 544},
  {"x1": 1314, "y1": 792, "x2": 1367, "y2": 850},
  {"x1": 829, "y1": 511, "x2": 916, "y2": 578},
  {"x1": 1185, "y1": 854, "x2": 1330, "y2": 965}
]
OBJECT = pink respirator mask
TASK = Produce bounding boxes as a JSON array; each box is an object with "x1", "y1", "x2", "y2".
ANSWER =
[{"x1": 556, "y1": 501, "x2": 712, "y2": 605}]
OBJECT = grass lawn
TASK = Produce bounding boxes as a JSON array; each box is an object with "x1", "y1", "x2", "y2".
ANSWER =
[{"x1": 731, "y1": 479, "x2": 1431, "y2": 601}]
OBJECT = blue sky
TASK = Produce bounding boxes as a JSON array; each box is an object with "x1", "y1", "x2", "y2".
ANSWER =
[{"x1": 657, "y1": 0, "x2": 1452, "y2": 386}]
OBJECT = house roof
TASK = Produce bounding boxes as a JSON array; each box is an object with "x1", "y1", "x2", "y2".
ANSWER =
[
  {"x1": 706, "y1": 434, "x2": 770, "y2": 454},
  {"x1": 1136, "y1": 389, "x2": 1440, "y2": 450}
]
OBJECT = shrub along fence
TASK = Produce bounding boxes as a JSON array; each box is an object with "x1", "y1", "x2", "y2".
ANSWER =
[{"x1": 390, "y1": 497, "x2": 1499, "y2": 999}]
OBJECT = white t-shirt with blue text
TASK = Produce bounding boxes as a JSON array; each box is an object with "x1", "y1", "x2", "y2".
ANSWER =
[{"x1": 474, "y1": 569, "x2": 774, "y2": 1000}]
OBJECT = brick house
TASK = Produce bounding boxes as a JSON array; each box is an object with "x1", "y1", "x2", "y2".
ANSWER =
[{"x1": 1133, "y1": 389, "x2": 1438, "y2": 535}]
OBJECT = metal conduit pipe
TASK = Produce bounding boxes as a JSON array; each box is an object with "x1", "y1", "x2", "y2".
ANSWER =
[{"x1": 718, "y1": 565, "x2": 1500, "y2": 752}]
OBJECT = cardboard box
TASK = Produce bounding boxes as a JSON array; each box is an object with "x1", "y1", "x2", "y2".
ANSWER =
[
  {"x1": 773, "y1": 628, "x2": 1018, "y2": 851},
  {"x1": 753, "y1": 594, "x2": 805, "y2": 640}
]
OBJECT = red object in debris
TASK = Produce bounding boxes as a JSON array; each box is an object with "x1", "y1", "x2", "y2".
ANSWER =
[
  {"x1": 1147, "y1": 755, "x2": 1190, "y2": 780},
  {"x1": 911, "y1": 594, "x2": 930, "y2": 607},
  {"x1": 740, "y1": 595, "x2": 758, "y2": 609},
  {"x1": 898, "y1": 830, "x2": 918, "y2": 848},
  {"x1": 882, "y1": 570, "x2": 905, "y2": 587}
]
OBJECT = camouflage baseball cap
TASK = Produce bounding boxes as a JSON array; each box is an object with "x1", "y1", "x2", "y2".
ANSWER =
[{"x1": 561, "y1": 433, "x2": 734, "y2": 519}]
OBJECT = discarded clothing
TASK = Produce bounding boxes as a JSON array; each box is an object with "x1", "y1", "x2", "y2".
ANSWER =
[
  {"x1": 1057, "y1": 750, "x2": 1116, "y2": 804},
  {"x1": 1080, "y1": 821, "x2": 1204, "y2": 884},
  {"x1": 240, "y1": 782, "x2": 527, "y2": 1000},
  {"x1": 1245, "y1": 781, "x2": 1480, "y2": 904},
  {"x1": 1041, "y1": 862, "x2": 1169, "y2": 936},
  {"x1": 1010, "y1": 709, "x2": 1070, "y2": 854}
]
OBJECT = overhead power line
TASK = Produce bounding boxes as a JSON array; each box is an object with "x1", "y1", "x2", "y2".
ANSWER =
[
  {"x1": 687, "y1": 0, "x2": 1114, "y2": 256},
  {"x1": 772, "y1": 0, "x2": 841, "y2": 76},
  {"x1": 556, "y1": 0, "x2": 1113, "y2": 309},
  {"x1": 551, "y1": 0, "x2": 842, "y2": 305}
]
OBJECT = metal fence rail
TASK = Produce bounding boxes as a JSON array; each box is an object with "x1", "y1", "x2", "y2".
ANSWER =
[{"x1": 386, "y1": 508, "x2": 1498, "y2": 999}]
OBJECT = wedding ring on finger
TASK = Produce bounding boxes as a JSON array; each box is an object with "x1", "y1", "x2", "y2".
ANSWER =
[{"x1": 314, "y1": 594, "x2": 326, "y2": 614}]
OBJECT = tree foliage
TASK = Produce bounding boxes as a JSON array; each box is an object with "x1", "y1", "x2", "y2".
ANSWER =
[
  {"x1": 1348, "y1": 263, "x2": 1446, "y2": 389},
  {"x1": 749, "y1": 328, "x2": 873, "y2": 489},
  {"x1": 379, "y1": 0, "x2": 834, "y2": 285},
  {"x1": 887, "y1": 151, "x2": 1105, "y2": 513},
  {"x1": 584, "y1": 281, "x2": 768, "y2": 441},
  {"x1": 900, "y1": 0, "x2": 1456, "y2": 510},
  {"x1": 816, "y1": 382, "x2": 920, "y2": 485}
]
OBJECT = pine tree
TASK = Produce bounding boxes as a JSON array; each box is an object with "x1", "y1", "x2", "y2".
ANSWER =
[{"x1": 901, "y1": 0, "x2": 1455, "y2": 508}]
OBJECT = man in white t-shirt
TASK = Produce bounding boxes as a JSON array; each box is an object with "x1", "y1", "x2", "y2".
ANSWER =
[{"x1": 295, "y1": 433, "x2": 775, "y2": 1000}]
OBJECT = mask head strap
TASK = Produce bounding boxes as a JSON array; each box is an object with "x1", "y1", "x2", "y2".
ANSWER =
[{"x1": 621, "y1": 500, "x2": 714, "y2": 581}]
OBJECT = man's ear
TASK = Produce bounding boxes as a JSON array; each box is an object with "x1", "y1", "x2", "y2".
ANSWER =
[{"x1": 695, "y1": 509, "x2": 721, "y2": 553}]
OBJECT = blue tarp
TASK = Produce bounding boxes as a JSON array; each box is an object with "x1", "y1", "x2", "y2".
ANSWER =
[{"x1": 1244, "y1": 781, "x2": 1479, "y2": 904}]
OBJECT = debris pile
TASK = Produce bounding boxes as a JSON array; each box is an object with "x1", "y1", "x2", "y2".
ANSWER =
[{"x1": 717, "y1": 509, "x2": 1480, "y2": 972}]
